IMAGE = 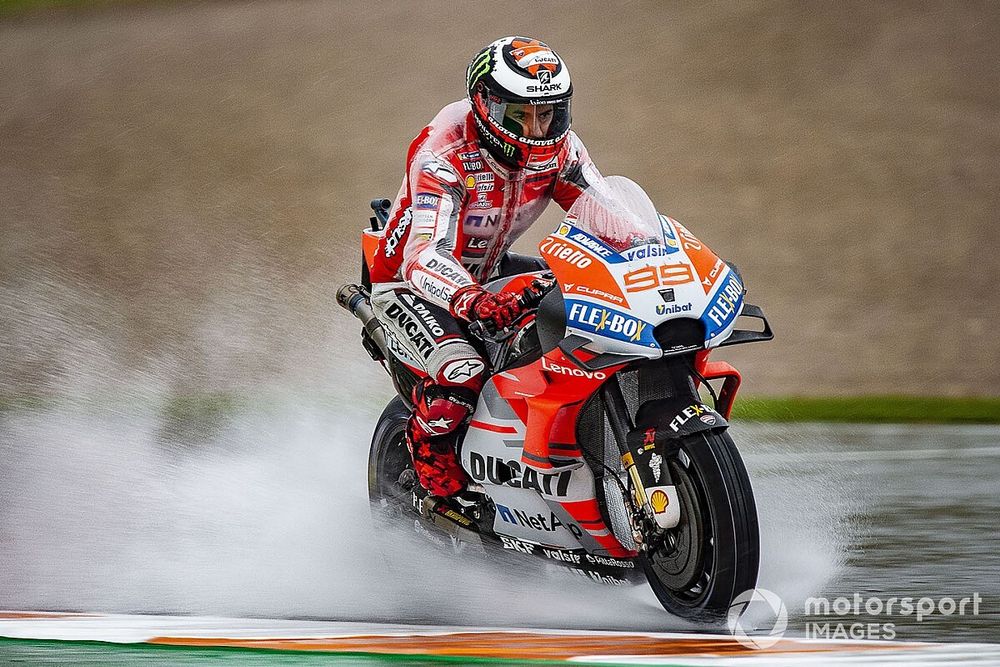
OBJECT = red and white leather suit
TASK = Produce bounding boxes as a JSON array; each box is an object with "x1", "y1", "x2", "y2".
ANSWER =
[{"x1": 369, "y1": 100, "x2": 598, "y2": 497}]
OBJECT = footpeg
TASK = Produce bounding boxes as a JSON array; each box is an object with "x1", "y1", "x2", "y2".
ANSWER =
[
  {"x1": 420, "y1": 495, "x2": 481, "y2": 534},
  {"x1": 397, "y1": 469, "x2": 417, "y2": 492}
]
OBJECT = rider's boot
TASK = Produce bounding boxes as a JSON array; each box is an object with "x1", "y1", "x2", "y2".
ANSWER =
[
  {"x1": 405, "y1": 418, "x2": 469, "y2": 498},
  {"x1": 405, "y1": 370, "x2": 488, "y2": 530}
]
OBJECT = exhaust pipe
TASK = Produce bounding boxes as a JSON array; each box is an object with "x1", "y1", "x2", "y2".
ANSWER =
[{"x1": 337, "y1": 283, "x2": 390, "y2": 361}]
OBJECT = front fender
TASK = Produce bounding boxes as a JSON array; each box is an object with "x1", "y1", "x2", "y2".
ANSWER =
[{"x1": 630, "y1": 396, "x2": 729, "y2": 444}]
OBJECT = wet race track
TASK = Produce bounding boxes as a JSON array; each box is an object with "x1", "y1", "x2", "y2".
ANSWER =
[
  {"x1": 2, "y1": 406, "x2": 998, "y2": 663},
  {"x1": 2, "y1": 3, "x2": 999, "y2": 662}
]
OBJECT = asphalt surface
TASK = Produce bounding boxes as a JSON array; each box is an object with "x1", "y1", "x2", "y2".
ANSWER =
[
  {"x1": 2, "y1": 407, "x2": 998, "y2": 643},
  {"x1": 1, "y1": 2, "x2": 998, "y2": 661}
]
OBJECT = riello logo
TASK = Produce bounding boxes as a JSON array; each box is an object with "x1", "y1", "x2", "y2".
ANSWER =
[{"x1": 541, "y1": 357, "x2": 607, "y2": 380}]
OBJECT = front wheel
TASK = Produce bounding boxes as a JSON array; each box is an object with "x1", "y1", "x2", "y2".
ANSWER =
[{"x1": 641, "y1": 428, "x2": 759, "y2": 624}]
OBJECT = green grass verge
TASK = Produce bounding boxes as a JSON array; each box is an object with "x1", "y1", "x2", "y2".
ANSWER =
[
  {"x1": 730, "y1": 396, "x2": 1000, "y2": 424},
  {"x1": 2, "y1": 392, "x2": 999, "y2": 424},
  {"x1": 0, "y1": 638, "x2": 683, "y2": 667}
]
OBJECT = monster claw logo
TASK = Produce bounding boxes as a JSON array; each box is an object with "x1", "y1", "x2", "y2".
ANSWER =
[{"x1": 467, "y1": 49, "x2": 493, "y2": 90}]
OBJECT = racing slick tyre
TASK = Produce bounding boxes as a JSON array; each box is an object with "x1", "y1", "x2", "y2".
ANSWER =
[{"x1": 640, "y1": 429, "x2": 759, "y2": 624}]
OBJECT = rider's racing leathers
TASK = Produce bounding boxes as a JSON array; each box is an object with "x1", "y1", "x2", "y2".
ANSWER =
[{"x1": 369, "y1": 100, "x2": 599, "y2": 497}]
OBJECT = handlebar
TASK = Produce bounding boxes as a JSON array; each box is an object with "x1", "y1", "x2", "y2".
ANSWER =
[{"x1": 467, "y1": 277, "x2": 556, "y2": 342}]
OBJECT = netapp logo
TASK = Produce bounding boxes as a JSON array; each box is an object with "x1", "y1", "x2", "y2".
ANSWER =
[{"x1": 495, "y1": 503, "x2": 583, "y2": 538}]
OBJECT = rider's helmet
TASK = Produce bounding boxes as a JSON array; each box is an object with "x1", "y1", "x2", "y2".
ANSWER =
[{"x1": 467, "y1": 36, "x2": 573, "y2": 171}]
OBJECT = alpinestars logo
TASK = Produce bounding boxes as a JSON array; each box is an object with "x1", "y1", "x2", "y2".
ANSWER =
[
  {"x1": 451, "y1": 289, "x2": 479, "y2": 320},
  {"x1": 421, "y1": 160, "x2": 459, "y2": 185},
  {"x1": 441, "y1": 358, "x2": 485, "y2": 383},
  {"x1": 382, "y1": 209, "x2": 411, "y2": 258}
]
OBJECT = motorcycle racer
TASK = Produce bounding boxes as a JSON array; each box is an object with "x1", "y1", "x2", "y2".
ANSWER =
[
  {"x1": 371, "y1": 36, "x2": 599, "y2": 497},
  {"x1": 368, "y1": 36, "x2": 601, "y2": 499}
]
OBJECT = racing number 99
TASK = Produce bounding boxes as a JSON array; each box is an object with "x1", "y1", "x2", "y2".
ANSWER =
[{"x1": 623, "y1": 264, "x2": 695, "y2": 293}]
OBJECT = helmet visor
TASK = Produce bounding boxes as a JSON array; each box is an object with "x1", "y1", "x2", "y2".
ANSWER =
[{"x1": 486, "y1": 99, "x2": 571, "y2": 143}]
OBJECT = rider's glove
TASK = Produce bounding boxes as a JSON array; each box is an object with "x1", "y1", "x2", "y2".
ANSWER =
[{"x1": 450, "y1": 285, "x2": 522, "y2": 330}]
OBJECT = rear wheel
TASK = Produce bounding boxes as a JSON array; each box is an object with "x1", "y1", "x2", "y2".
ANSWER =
[
  {"x1": 368, "y1": 397, "x2": 413, "y2": 517},
  {"x1": 641, "y1": 428, "x2": 759, "y2": 624}
]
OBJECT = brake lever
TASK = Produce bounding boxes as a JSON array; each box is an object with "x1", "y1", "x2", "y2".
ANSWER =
[
  {"x1": 519, "y1": 277, "x2": 556, "y2": 308},
  {"x1": 468, "y1": 310, "x2": 534, "y2": 343}
]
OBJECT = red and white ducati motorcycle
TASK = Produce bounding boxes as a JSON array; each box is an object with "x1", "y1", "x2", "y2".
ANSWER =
[{"x1": 339, "y1": 176, "x2": 773, "y2": 622}]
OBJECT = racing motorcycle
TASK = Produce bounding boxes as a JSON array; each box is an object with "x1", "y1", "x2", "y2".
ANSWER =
[{"x1": 338, "y1": 176, "x2": 772, "y2": 622}]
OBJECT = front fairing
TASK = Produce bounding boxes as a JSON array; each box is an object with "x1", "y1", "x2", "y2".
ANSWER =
[{"x1": 539, "y1": 176, "x2": 745, "y2": 358}]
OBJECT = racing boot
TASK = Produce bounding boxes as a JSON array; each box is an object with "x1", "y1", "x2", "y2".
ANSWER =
[
  {"x1": 405, "y1": 378, "x2": 477, "y2": 498},
  {"x1": 405, "y1": 420, "x2": 469, "y2": 498}
]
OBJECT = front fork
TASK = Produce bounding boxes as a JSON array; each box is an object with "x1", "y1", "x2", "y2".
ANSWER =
[
  {"x1": 600, "y1": 351, "x2": 743, "y2": 550},
  {"x1": 600, "y1": 378, "x2": 680, "y2": 551}
]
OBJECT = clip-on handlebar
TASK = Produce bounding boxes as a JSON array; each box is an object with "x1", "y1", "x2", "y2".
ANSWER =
[{"x1": 467, "y1": 277, "x2": 555, "y2": 342}]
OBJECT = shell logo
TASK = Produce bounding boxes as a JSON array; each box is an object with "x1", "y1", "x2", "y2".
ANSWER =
[
  {"x1": 466, "y1": 175, "x2": 476, "y2": 189},
  {"x1": 650, "y1": 489, "x2": 670, "y2": 513}
]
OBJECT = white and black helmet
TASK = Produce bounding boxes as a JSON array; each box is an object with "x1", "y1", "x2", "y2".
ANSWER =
[{"x1": 467, "y1": 36, "x2": 573, "y2": 170}]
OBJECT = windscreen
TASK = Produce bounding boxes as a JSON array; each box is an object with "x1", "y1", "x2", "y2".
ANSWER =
[{"x1": 566, "y1": 175, "x2": 662, "y2": 251}]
